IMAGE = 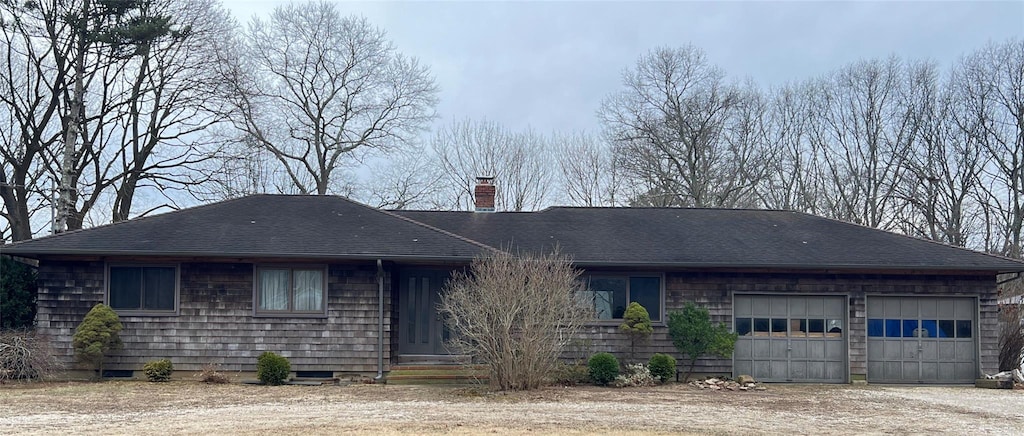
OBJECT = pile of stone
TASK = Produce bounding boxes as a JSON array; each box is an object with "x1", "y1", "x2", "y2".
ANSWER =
[{"x1": 689, "y1": 374, "x2": 766, "y2": 391}]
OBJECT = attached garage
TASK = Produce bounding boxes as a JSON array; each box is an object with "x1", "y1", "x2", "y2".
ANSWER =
[
  {"x1": 866, "y1": 296, "x2": 977, "y2": 383},
  {"x1": 733, "y1": 295, "x2": 847, "y2": 383}
]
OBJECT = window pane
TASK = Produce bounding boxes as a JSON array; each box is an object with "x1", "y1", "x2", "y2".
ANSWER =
[
  {"x1": 921, "y1": 320, "x2": 938, "y2": 338},
  {"x1": 143, "y1": 267, "x2": 175, "y2": 311},
  {"x1": 753, "y1": 318, "x2": 769, "y2": 335},
  {"x1": 867, "y1": 319, "x2": 883, "y2": 337},
  {"x1": 884, "y1": 319, "x2": 901, "y2": 337},
  {"x1": 902, "y1": 319, "x2": 920, "y2": 338},
  {"x1": 293, "y1": 270, "x2": 323, "y2": 311},
  {"x1": 826, "y1": 319, "x2": 843, "y2": 336},
  {"x1": 790, "y1": 319, "x2": 806, "y2": 337},
  {"x1": 109, "y1": 267, "x2": 142, "y2": 310},
  {"x1": 259, "y1": 269, "x2": 290, "y2": 311},
  {"x1": 735, "y1": 318, "x2": 752, "y2": 335},
  {"x1": 808, "y1": 319, "x2": 825, "y2": 334},
  {"x1": 956, "y1": 320, "x2": 972, "y2": 338},
  {"x1": 629, "y1": 277, "x2": 661, "y2": 321},
  {"x1": 938, "y1": 320, "x2": 955, "y2": 338},
  {"x1": 771, "y1": 318, "x2": 787, "y2": 335},
  {"x1": 588, "y1": 277, "x2": 627, "y2": 319}
]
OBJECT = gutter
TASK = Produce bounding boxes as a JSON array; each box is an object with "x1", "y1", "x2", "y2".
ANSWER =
[{"x1": 375, "y1": 259, "x2": 385, "y2": 382}]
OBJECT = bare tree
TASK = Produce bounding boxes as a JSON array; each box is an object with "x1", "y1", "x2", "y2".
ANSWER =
[
  {"x1": 806, "y1": 57, "x2": 918, "y2": 229},
  {"x1": 599, "y1": 46, "x2": 767, "y2": 208},
  {"x1": 554, "y1": 131, "x2": 625, "y2": 207},
  {"x1": 226, "y1": 1, "x2": 438, "y2": 196},
  {"x1": 438, "y1": 250, "x2": 591, "y2": 391},
  {"x1": 433, "y1": 118, "x2": 554, "y2": 211},
  {"x1": 358, "y1": 149, "x2": 443, "y2": 210},
  {"x1": 953, "y1": 39, "x2": 1024, "y2": 258},
  {"x1": 757, "y1": 81, "x2": 825, "y2": 213}
]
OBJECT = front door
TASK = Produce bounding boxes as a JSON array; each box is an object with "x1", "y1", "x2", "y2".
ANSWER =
[{"x1": 398, "y1": 269, "x2": 452, "y2": 355}]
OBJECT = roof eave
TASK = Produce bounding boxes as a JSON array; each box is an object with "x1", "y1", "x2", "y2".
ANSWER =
[{"x1": 1, "y1": 248, "x2": 480, "y2": 263}]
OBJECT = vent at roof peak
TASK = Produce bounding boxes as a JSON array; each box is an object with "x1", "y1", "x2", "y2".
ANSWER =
[{"x1": 474, "y1": 176, "x2": 495, "y2": 213}]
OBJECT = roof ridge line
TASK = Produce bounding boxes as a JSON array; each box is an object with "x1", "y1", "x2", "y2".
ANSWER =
[
  {"x1": 338, "y1": 197, "x2": 500, "y2": 253},
  {"x1": 793, "y1": 210, "x2": 1024, "y2": 267}
]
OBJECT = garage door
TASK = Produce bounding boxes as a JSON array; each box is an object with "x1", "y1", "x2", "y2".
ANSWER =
[
  {"x1": 866, "y1": 297, "x2": 977, "y2": 383},
  {"x1": 733, "y1": 295, "x2": 847, "y2": 383}
]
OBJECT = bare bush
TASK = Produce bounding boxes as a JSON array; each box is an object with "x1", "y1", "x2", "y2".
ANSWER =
[
  {"x1": 0, "y1": 330, "x2": 63, "y2": 382},
  {"x1": 195, "y1": 362, "x2": 231, "y2": 384},
  {"x1": 999, "y1": 304, "x2": 1024, "y2": 371},
  {"x1": 439, "y1": 250, "x2": 591, "y2": 391}
]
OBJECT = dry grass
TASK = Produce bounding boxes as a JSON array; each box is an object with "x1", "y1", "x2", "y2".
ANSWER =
[{"x1": 1, "y1": 381, "x2": 1023, "y2": 435}]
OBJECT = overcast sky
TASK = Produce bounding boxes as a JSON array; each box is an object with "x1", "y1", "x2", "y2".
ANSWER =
[{"x1": 221, "y1": 0, "x2": 1023, "y2": 136}]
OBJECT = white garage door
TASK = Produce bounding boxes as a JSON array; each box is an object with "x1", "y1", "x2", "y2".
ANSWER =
[
  {"x1": 866, "y1": 297, "x2": 977, "y2": 383},
  {"x1": 734, "y1": 295, "x2": 847, "y2": 383}
]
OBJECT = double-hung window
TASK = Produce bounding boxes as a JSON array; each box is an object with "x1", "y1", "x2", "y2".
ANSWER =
[
  {"x1": 256, "y1": 266, "x2": 326, "y2": 315},
  {"x1": 582, "y1": 274, "x2": 662, "y2": 321},
  {"x1": 108, "y1": 265, "x2": 178, "y2": 313}
]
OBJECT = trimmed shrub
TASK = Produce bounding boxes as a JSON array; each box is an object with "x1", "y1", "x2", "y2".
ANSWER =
[
  {"x1": 613, "y1": 363, "x2": 656, "y2": 388},
  {"x1": 588, "y1": 352, "x2": 619, "y2": 386},
  {"x1": 72, "y1": 303, "x2": 123, "y2": 379},
  {"x1": 256, "y1": 352, "x2": 290, "y2": 385},
  {"x1": 618, "y1": 302, "x2": 653, "y2": 363},
  {"x1": 0, "y1": 329, "x2": 63, "y2": 382},
  {"x1": 196, "y1": 362, "x2": 230, "y2": 384},
  {"x1": 143, "y1": 359, "x2": 173, "y2": 382},
  {"x1": 648, "y1": 353, "x2": 676, "y2": 383}
]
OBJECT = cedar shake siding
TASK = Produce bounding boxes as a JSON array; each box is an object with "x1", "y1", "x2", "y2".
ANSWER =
[
  {"x1": 571, "y1": 271, "x2": 999, "y2": 379},
  {"x1": 36, "y1": 260, "x2": 391, "y2": 374}
]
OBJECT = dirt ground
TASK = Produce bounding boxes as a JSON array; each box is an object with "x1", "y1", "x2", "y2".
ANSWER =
[{"x1": 1, "y1": 380, "x2": 1022, "y2": 435}]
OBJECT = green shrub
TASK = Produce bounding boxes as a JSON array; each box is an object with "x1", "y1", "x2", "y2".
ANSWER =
[
  {"x1": 667, "y1": 302, "x2": 738, "y2": 382},
  {"x1": 72, "y1": 303, "x2": 123, "y2": 379},
  {"x1": 618, "y1": 302, "x2": 653, "y2": 363},
  {"x1": 143, "y1": 359, "x2": 173, "y2": 382},
  {"x1": 256, "y1": 351, "x2": 290, "y2": 385},
  {"x1": 648, "y1": 353, "x2": 676, "y2": 383},
  {"x1": 588, "y1": 352, "x2": 619, "y2": 386}
]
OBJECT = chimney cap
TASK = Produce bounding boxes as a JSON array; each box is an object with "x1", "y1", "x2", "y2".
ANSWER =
[{"x1": 475, "y1": 176, "x2": 494, "y2": 184}]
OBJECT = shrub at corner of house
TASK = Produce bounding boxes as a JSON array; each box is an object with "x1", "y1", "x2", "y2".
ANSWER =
[
  {"x1": 648, "y1": 353, "x2": 676, "y2": 383},
  {"x1": 143, "y1": 359, "x2": 174, "y2": 382},
  {"x1": 72, "y1": 303, "x2": 123, "y2": 378},
  {"x1": 256, "y1": 351, "x2": 291, "y2": 385},
  {"x1": 588, "y1": 352, "x2": 620, "y2": 386}
]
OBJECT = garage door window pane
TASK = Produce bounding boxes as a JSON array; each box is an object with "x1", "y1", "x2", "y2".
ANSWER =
[
  {"x1": 808, "y1": 319, "x2": 824, "y2": 334},
  {"x1": 885, "y1": 319, "x2": 901, "y2": 337},
  {"x1": 754, "y1": 318, "x2": 769, "y2": 335},
  {"x1": 902, "y1": 319, "x2": 920, "y2": 338},
  {"x1": 938, "y1": 320, "x2": 955, "y2": 338},
  {"x1": 771, "y1": 318, "x2": 787, "y2": 335},
  {"x1": 956, "y1": 320, "x2": 972, "y2": 338},
  {"x1": 867, "y1": 319, "x2": 883, "y2": 337},
  {"x1": 736, "y1": 318, "x2": 752, "y2": 335},
  {"x1": 791, "y1": 319, "x2": 806, "y2": 337},
  {"x1": 920, "y1": 320, "x2": 938, "y2": 338},
  {"x1": 827, "y1": 319, "x2": 843, "y2": 336}
]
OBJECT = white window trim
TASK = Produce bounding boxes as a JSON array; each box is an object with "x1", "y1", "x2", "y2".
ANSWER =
[
  {"x1": 253, "y1": 264, "x2": 328, "y2": 318},
  {"x1": 105, "y1": 263, "x2": 180, "y2": 316}
]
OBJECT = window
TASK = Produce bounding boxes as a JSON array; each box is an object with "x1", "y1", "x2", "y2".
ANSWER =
[
  {"x1": 867, "y1": 318, "x2": 972, "y2": 339},
  {"x1": 108, "y1": 265, "x2": 177, "y2": 313},
  {"x1": 256, "y1": 266, "x2": 326, "y2": 315},
  {"x1": 582, "y1": 274, "x2": 662, "y2": 321}
]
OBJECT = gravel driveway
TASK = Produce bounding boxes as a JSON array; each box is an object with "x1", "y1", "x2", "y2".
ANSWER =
[{"x1": 1, "y1": 381, "x2": 1022, "y2": 435}]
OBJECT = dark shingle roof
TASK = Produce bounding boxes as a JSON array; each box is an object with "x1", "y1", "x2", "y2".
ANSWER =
[
  {"x1": 2, "y1": 195, "x2": 491, "y2": 261},
  {"x1": 396, "y1": 207, "x2": 1024, "y2": 272}
]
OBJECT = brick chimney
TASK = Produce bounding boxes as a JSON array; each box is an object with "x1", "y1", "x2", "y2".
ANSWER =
[{"x1": 474, "y1": 176, "x2": 495, "y2": 212}]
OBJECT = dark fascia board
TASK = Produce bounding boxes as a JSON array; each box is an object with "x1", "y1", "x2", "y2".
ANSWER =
[
  {"x1": 571, "y1": 260, "x2": 1024, "y2": 273},
  {"x1": 7, "y1": 247, "x2": 1022, "y2": 273}
]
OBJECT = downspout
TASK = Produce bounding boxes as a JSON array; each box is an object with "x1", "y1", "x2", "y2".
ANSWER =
[{"x1": 375, "y1": 259, "x2": 385, "y2": 381}]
